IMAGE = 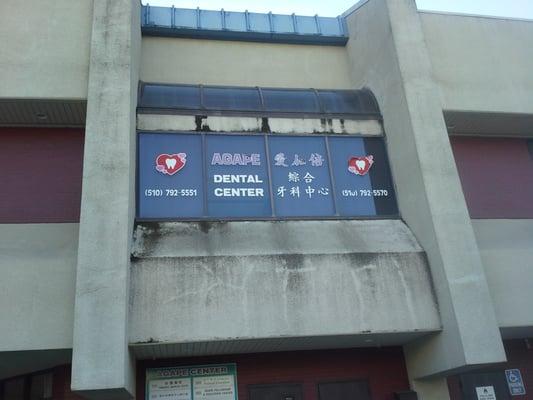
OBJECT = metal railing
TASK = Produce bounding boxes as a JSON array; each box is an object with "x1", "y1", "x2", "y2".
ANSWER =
[{"x1": 141, "y1": 5, "x2": 348, "y2": 45}]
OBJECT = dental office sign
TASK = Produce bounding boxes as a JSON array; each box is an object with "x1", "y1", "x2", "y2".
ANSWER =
[
  {"x1": 137, "y1": 132, "x2": 398, "y2": 219},
  {"x1": 146, "y1": 364, "x2": 237, "y2": 400}
]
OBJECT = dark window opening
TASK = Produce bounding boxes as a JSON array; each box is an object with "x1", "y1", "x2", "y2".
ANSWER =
[
  {"x1": 318, "y1": 380, "x2": 372, "y2": 400},
  {"x1": 249, "y1": 384, "x2": 304, "y2": 400}
]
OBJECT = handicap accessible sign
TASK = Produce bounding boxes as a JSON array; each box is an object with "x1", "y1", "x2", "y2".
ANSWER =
[{"x1": 506, "y1": 369, "x2": 526, "y2": 396}]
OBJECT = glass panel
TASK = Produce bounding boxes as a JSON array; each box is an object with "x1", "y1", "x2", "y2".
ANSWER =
[
  {"x1": 262, "y1": 89, "x2": 319, "y2": 113},
  {"x1": 174, "y1": 8, "x2": 197, "y2": 29},
  {"x1": 295, "y1": 16, "x2": 318, "y2": 34},
  {"x1": 318, "y1": 90, "x2": 362, "y2": 114},
  {"x1": 141, "y1": 85, "x2": 201, "y2": 109},
  {"x1": 248, "y1": 13, "x2": 270, "y2": 32},
  {"x1": 318, "y1": 17, "x2": 342, "y2": 36},
  {"x1": 272, "y1": 14, "x2": 294, "y2": 33},
  {"x1": 148, "y1": 6, "x2": 171, "y2": 27},
  {"x1": 358, "y1": 91, "x2": 379, "y2": 113},
  {"x1": 203, "y1": 87, "x2": 261, "y2": 111},
  {"x1": 200, "y1": 10, "x2": 222, "y2": 30},
  {"x1": 224, "y1": 11, "x2": 246, "y2": 31}
]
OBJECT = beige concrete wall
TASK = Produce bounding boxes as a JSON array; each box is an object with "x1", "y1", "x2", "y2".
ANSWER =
[
  {"x1": 0, "y1": 0, "x2": 93, "y2": 99},
  {"x1": 141, "y1": 37, "x2": 352, "y2": 88},
  {"x1": 0, "y1": 224, "x2": 78, "y2": 351},
  {"x1": 345, "y1": 0, "x2": 505, "y2": 378},
  {"x1": 420, "y1": 12, "x2": 533, "y2": 114},
  {"x1": 130, "y1": 220, "x2": 440, "y2": 349},
  {"x1": 472, "y1": 219, "x2": 533, "y2": 331}
]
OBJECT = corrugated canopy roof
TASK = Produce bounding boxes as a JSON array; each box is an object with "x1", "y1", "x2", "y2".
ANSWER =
[{"x1": 138, "y1": 83, "x2": 380, "y2": 118}]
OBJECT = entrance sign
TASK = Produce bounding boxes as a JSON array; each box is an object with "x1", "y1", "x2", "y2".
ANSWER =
[
  {"x1": 506, "y1": 369, "x2": 526, "y2": 396},
  {"x1": 137, "y1": 132, "x2": 398, "y2": 219},
  {"x1": 146, "y1": 364, "x2": 238, "y2": 400}
]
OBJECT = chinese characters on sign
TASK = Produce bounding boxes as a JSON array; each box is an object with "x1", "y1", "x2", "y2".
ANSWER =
[
  {"x1": 137, "y1": 132, "x2": 398, "y2": 219},
  {"x1": 146, "y1": 364, "x2": 237, "y2": 400},
  {"x1": 269, "y1": 136, "x2": 334, "y2": 217}
]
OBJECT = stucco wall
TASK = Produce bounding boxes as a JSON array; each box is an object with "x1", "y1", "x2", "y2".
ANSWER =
[
  {"x1": 140, "y1": 37, "x2": 352, "y2": 89},
  {"x1": 0, "y1": 224, "x2": 78, "y2": 351},
  {"x1": 344, "y1": 0, "x2": 505, "y2": 380},
  {"x1": 130, "y1": 220, "x2": 440, "y2": 349},
  {"x1": 472, "y1": 219, "x2": 533, "y2": 333},
  {"x1": 0, "y1": 0, "x2": 93, "y2": 99},
  {"x1": 420, "y1": 12, "x2": 533, "y2": 114}
]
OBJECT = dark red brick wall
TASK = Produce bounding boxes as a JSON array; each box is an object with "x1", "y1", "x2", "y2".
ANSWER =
[
  {"x1": 137, "y1": 348, "x2": 411, "y2": 400},
  {"x1": 448, "y1": 339, "x2": 533, "y2": 399},
  {"x1": 0, "y1": 128, "x2": 84, "y2": 223},
  {"x1": 450, "y1": 137, "x2": 533, "y2": 219}
]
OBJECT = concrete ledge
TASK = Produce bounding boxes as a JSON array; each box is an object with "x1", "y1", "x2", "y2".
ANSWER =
[
  {"x1": 133, "y1": 220, "x2": 422, "y2": 258},
  {"x1": 131, "y1": 331, "x2": 436, "y2": 360},
  {"x1": 130, "y1": 220, "x2": 440, "y2": 349}
]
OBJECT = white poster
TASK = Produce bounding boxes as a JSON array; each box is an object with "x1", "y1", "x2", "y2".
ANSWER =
[
  {"x1": 476, "y1": 386, "x2": 497, "y2": 400},
  {"x1": 149, "y1": 378, "x2": 192, "y2": 400},
  {"x1": 193, "y1": 375, "x2": 236, "y2": 400}
]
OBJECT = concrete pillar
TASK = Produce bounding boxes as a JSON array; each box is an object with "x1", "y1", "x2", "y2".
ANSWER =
[
  {"x1": 71, "y1": 0, "x2": 141, "y2": 398},
  {"x1": 344, "y1": 0, "x2": 505, "y2": 378}
]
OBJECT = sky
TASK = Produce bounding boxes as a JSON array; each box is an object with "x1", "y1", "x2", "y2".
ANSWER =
[{"x1": 141, "y1": 0, "x2": 533, "y2": 19}]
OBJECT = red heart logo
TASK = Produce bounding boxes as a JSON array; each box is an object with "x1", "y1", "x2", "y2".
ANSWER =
[
  {"x1": 155, "y1": 153, "x2": 187, "y2": 175},
  {"x1": 348, "y1": 155, "x2": 374, "y2": 176}
]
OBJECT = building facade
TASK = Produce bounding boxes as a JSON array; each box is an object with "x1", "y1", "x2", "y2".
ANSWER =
[{"x1": 0, "y1": 0, "x2": 532, "y2": 399}]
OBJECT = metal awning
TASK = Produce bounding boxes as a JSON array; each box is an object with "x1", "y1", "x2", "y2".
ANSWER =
[{"x1": 138, "y1": 83, "x2": 380, "y2": 119}]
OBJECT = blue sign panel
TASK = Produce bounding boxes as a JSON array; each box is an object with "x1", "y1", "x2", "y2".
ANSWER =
[
  {"x1": 329, "y1": 136, "x2": 398, "y2": 217},
  {"x1": 138, "y1": 133, "x2": 204, "y2": 218},
  {"x1": 206, "y1": 135, "x2": 271, "y2": 217},
  {"x1": 506, "y1": 369, "x2": 526, "y2": 396},
  {"x1": 269, "y1": 136, "x2": 334, "y2": 217},
  {"x1": 329, "y1": 136, "x2": 375, "y2": 216},
  {"x1": 137, "y1": 132, "x2": 398, "y2": 220}
]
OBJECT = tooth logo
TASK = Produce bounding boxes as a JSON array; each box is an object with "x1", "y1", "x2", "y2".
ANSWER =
[
  {"x1": 155, "y1": 153, "x2": 187, "y2": 175},
  {"x1": 348, "y1": 155, "x2": 374, "y2": 176}
]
